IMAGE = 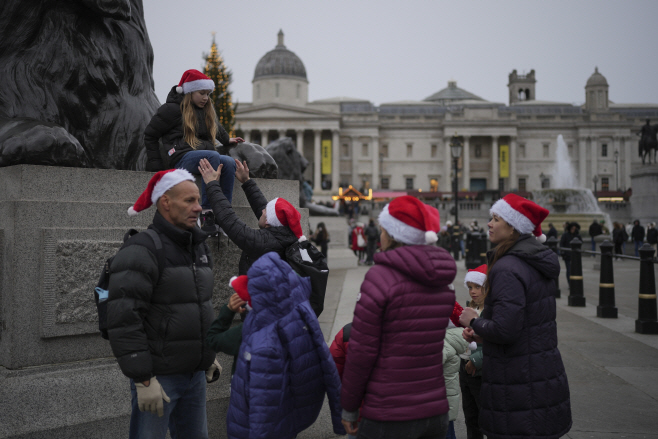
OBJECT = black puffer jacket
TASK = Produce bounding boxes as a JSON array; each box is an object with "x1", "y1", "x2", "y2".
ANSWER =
[
  {"x1": 107, "y1": 212, "x2": 216, "y2": 382},
  {"x1": 143, "y1": 86, "x2": 231, "y2": 171},
  {"x1": 472, "y1": 235, "x2": 571, "y2": 439},
  {"x1": 206, "y1": 179, "x2": 298, "y2": 275}
]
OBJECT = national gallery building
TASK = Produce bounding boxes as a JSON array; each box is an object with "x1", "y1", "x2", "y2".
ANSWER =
[{"x1": 236, "y1": 31, "x2": 658, "y2": 197}]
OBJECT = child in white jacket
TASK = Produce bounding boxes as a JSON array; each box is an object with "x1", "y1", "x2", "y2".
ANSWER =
[{"x1": 443, "y1": 325, "x2": 469, "y2": 439}]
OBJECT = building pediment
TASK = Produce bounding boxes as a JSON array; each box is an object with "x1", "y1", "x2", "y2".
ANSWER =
[{"x1": 237, "y1": 103, "x2": 338, "y2": 120}]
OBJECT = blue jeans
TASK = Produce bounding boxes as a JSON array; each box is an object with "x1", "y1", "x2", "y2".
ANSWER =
[
  {"x1": 175, "y1": 150, "x2": 236, "y2": 209},
  {"x1": 356, "y1": 413, "x2": 448, "y2": 439},
  {"x1": 446, "y1": 421, "x2": 456, "y2": 439},
  {"x1": 129, "y1": 371, "x2": 208, "y2": 439}
]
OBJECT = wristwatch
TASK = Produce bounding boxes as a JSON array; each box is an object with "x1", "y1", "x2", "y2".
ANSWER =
[{"x1": 469, "y1": 318, "x2": 476, "y2": 327}]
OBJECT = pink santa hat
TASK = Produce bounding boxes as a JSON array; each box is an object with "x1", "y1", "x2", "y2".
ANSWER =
[
  {"x1": 265, "y1": 198, "x2": 306, "y2": 242},
  {"x1": 377, "y1": 195, "x2": 440, "y2": 245},
  {"x1": 229, "y1": 275, "x2": 251, "y2": 310},
  {"x1": 464, "y1": 264, "x2": 487, "y2": 288},
  {"x1": 489, "y1": 193, "x2": 550, "y2": 243},
  {"x1": 127, "y1": 169, "x2": 196, "y2": 216},
  {"x1": 176, "y1": 69, "x2": 215, "y2": 95}
]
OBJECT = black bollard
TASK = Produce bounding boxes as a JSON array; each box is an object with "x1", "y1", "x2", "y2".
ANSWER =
[
  {"x1": 636, "y1": 244, "x2": 658, "y2": 334},
  {"x1": 545, "y1": 236, "x2": 561, "y2": 299},
  {"x1": 465, "y1": 232, "x2": 480, "y2": 269},
  {"x1": 568, "y1": 237, "x2": 586, "y2": 306},
  {"x1": 597, "y1": 240, "x2": 617, "y2": 318},
  {"x1": 478, "y1": 231, "x2": 488, "y2": 265},
  {"x1": 451, "y1": 225, "x2": 461, "y2": 261}
]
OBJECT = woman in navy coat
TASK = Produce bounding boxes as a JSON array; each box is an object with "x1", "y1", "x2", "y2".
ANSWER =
[{"x1": 460, "y1": 194, "x2": 571, "y2": 439}]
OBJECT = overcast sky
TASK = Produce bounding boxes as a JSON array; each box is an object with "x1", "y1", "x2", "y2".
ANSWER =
[{"x1": 143, "y1": 0, "x2": 658, "y2": 107}]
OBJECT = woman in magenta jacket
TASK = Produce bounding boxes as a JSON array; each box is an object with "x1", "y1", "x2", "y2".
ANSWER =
[{"x1": 341, "y1": 196, "x2": 457, "y2": 439}]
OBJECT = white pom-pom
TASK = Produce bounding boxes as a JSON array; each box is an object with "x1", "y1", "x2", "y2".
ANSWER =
[
  {"x1": 228, "y1": 275, "x2": 238, "y2": 288},
  {"x1": 537, "y1": 233, "x2": 547, "y2": 243},
  {"x1": 469, "y1": 341, "x2": 477, "y2": 351},
  {"x1": 298, "y1": 235, "x2": 307, "y2": 243},
  {"x1": 425, "y1": 230, "x2": 438, "y2": 244},
  {"x1": 127, "y1": 206, "x2": 138, "y2": 216},
  {"x1": 176, "y1": 86, "x2": 183, "y2": 94}
]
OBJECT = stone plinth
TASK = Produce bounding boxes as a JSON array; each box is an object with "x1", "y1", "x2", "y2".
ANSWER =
[
  {"x1": 630, "y1": 165, "x2": 658, "y2": 224},
  {"x1": 0, "y1": 165, "x2": 305, "y2": 438}
]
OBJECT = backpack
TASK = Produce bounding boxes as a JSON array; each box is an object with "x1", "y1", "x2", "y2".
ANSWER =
[
  {"x1": 94, "y1": 228, "x2": 163, "y2": 340},
  {"x1": 284, "y1": 239, "x2": 329, "y2": 318}
]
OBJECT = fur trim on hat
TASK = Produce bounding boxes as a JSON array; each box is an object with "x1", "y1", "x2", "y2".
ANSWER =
[
  {"x1": 150, "y1": 169, "x2": 195, "y2": 204},
  {"x1": 266, "y1": 198, "x2": 281, "y2": 227},
  {"x1": 489, "y1": 198, "x2": 535, "y2": 235},
  {"x1": 378, "y1": 204, "x2": 427, "y2": 245}
]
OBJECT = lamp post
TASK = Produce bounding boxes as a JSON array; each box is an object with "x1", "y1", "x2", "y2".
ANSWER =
[
  {"x1": 592, "y1": 174, "x2": 599, "y2": 199},
  {"x1": 450, "y1": 134, "x2": 463, "y2": 261},
  {"x1": 614, "y1": 150, "x2": 619, "y2": 191}
]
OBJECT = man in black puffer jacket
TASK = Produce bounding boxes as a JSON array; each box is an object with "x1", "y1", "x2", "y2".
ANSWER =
[
  {"x1": 107, "y1": 169, "x2": 219, "y2": 438},
  {"x1": 199, "y1": 158, "x2": 302, "y2": 275}
]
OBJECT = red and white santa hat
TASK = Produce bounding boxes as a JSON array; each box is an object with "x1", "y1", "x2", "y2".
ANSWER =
[
  {"x1": 489, "y1": 193, "x2": 550, "y2": 243},
  {"x1": 176, "y1": 69, "x2": 215, "y2": 95},
  {"x1": 265, "y1": 198, "x2": 306, "y2": 242},
  {"x1": 127, "y1": 169, "x2": 196, "y2": 216},
  {"x1": 378, "y1": 195, "x2": 440, "y2": 245},
  {"x1": 229, "y1": 275, "x2": 251, "y2": 310},
  {"x1": 464, "y1": 264, "x2": 487, "y2": 288}
]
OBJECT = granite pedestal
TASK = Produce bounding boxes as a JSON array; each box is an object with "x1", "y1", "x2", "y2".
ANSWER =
[{"x1": 0, "y1": 165, "x2": 306, "y2": 438}]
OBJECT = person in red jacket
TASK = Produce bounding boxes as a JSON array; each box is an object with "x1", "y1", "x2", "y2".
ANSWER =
[{"x1": 341, "y1": 196, "x2": 457, "y2": 439}]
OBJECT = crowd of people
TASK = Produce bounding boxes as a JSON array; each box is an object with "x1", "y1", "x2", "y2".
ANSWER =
[{"x1": 105, "y1": 69, "x2": 574, "y2": 439}]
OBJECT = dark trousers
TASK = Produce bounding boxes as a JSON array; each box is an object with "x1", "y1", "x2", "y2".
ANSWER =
[
  {"x1": 563, "y1": 258, "x2": 571, "y2": 289},
  {"x1": 459, "y1": 360, "x2": 483, "y2": 439},
  {"x1": 356, "y1": 413, "x2": 448, "y2": 439}
]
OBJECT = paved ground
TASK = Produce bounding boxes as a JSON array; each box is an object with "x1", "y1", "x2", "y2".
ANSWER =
[{"x1": 300, "y1": 215, "x2": 658, "y2": 439}]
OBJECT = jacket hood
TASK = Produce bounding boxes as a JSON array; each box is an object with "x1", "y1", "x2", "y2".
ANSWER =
[
  {"x1": 166, "y1": 86, "x2": 183, "y2": 105},
  {"x1": 503, "y1": 234, "x2": 560, "y2": 280},
  {"x1": 246, "y1": 252, "x2": 312, "y2": 326},
  {"x1": 373, "y1": 245, "x2": 456, "y2": 287}
]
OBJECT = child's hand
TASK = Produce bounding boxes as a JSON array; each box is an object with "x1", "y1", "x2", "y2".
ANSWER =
[
  {"x1": 235, "y1": 159, "x2": 250, "y2": 183},
  {"x1": 229, "y1": 137, "x2": 244, "y2": 145},
  {"x1": 227, "y1": 293, "x2": 247, "y2": 313},
  {"x1": 198, "y1": 158, "x2": 222, "y2": 184},
  {"x1": 465, "y1": 360, "x2": 476, "y2": 376}
]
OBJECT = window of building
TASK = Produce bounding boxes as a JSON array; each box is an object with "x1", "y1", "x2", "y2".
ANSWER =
[
  {"x1": 380, "y1": 177, "x2": 389, "y2": 189},
  {"x1": 275, "y1": 83, "x2": 279, "y2": 97},
  {"x1": 601, "y1": 143, "x2": 608, "y2": 157},
  {"x1": 601, "y1": 177, "x2": 609, "y2": 191},
  {"x1": 406, "y1": 144, "x2": 413, "y2": 158},
  {"x1": 429, "y1": 178, "x2": 439, "y2": 191},
  {"x1": 518, "y1": 144, "x2": 526, "y2": 158},
  {"x1": 405, "y1": 177, "x2": 414, "y2": 190},
  {"x1": 568, "y1": 144, "x2": 574, "y2": 158},
  {"x1": 543, "y1": 143, "x2": 549, "y2": 158},
  {"x1": 341, "y1": 143, "x2": 349, "y2": 158},
  {"x1": 431, "y1": 144, "x2": 437, "y2": 158},
  {"x1": 541, "y1": 175, "x2": 550, "y2": 189},
  {"x1": 380, "y1": 143, "x2": 389, "y2": 158},
  {"x1": 362, "y1": 143, "x2": 369, "y2": 157},
  {"x1": 518, "y1": 178, "x2": 526, "y2": 192},
  {"x1": 474, "y1": 145, "x2": 482, "y2": 158}
]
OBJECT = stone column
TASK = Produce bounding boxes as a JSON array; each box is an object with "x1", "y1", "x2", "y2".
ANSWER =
[
  {"x1": 624, "y1": 136, "x2": 632, "y2": 190},
  {"x1": 260, "y1": 130, "x2": 268, "y2": 146},
  {"x1": 491, "y1": 136, "x2": 498, "y2": 190},
  {"x1": 313, "y1": 130, "x2": 322, "y2": 190},
  {"x1": 351, "y1": 136, "x2": 359, "y2": 186},
  {"x1": 332, "y1": 130, "x2": 340, "y2": 191},
  {"x1": 578, "y1": 137, "x2": 587, "y2": 187},
  {"x1": 510, "y1": 137, "x2": 517, "y2": 190},
  {"x1": 444, "y1": 137, "x2": 452, "y2": 193},
  {"x1": 295, "y1": 129, "x2": 304, "y2": 153},
  {"x1": 590, "y1": 137, "x2": 598, "y2": 189},
  {"x1": 278, "y1": 129, "x2": 286, "y2": 140},
  {"x1": 462, "y1": 136, "x2": 470, "y2": 191},
  {"x1": 244, "y1": 130, "x2": 251, "y2": 144},
  {"x1": 371, "y1": 136, "x2": 379, "y2": 192}
]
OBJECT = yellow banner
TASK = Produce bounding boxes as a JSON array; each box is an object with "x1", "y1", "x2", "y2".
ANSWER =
[
  {"x1": 321, "y1": 140, "x2": 332, "y2": 175},
  {"x1": 499, "y1": 145, "x2": 509, "y2": 178}
]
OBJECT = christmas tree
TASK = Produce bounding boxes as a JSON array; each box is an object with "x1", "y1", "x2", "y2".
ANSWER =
[{"x1": 203, "y1": 33, "x2": 235, "y2": 135}]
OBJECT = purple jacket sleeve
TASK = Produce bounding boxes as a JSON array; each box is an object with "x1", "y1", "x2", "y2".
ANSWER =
[{"x1": 340, "y1": 267, "x2": 388, "y2": 412}]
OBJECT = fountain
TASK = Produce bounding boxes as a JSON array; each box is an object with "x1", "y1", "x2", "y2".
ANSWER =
[{"x1": 532, "y1": 135, "x2": 612, "y2": 234}]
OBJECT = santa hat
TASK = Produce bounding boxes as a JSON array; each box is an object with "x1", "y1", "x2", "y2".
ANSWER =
[
  {"x1": 229, "y1": 275, "x2": 251, "y2": 310},
  {"x1": 464, "y1": 264, "x2": 487, "y2": 288},
  {"x1": 176, "y1": 69, "x2": 215, "y2": 95},
  {"x1": 265, "y1": 198, "x2": 306, "y2": 242},
  {"x1": 449, "y1": 301, "x2": 464, "y2": 328},
  {"x1": 489, "y1": 193, "x2": 550, "y2": 243},
  {"x1": 378, "y1": 195, "x2": 440, "y2": 245},
  {"x1": 127, "y1": 169, "x2": 195, "y2": 216}
]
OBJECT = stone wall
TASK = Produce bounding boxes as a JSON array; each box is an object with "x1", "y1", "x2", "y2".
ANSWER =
[{"x1": 0, "y1": 165, "x2": 305, "y2": 438}]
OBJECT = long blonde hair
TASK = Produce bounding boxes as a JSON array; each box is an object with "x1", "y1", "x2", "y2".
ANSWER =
[{"x1": 180, "y1": 93, "x2": 218, "y2": 149}]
